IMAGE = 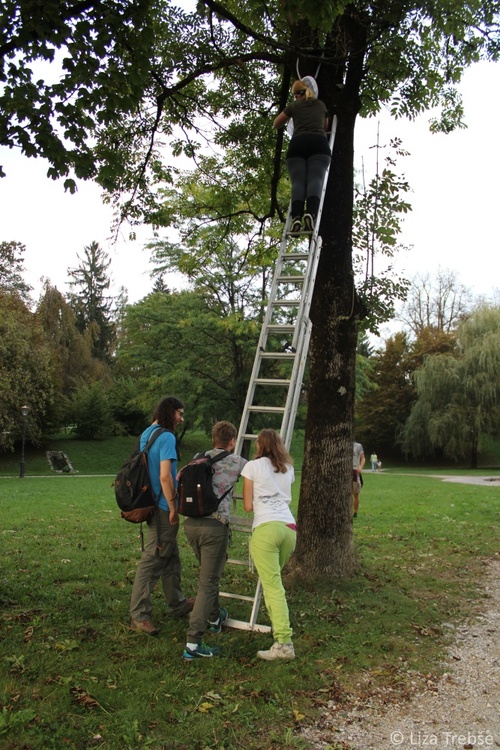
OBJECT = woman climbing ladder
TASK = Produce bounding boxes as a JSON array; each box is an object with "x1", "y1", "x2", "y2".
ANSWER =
[{"x1": 273, "y1": 77, "x2": 331, "y2": 235}]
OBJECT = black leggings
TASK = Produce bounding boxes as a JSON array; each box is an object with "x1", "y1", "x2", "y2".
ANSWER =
[{"x1": 286, "y1": 135, "x2": 331, "y2": 218}]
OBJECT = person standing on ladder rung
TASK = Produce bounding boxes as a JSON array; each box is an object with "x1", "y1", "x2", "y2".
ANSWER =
[{"x1": 273, "y1": 77, "x2": 331, "y2": 236}]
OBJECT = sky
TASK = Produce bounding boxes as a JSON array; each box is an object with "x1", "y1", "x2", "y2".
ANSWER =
[{"x1": 0, "y1": 60, "x2": 498, "y2": 323}]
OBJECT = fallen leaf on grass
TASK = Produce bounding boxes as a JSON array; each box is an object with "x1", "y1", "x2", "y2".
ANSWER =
[
  {"x1": 203, "y1": 691, "x2": 223, "y2": 703},
  {"x1": 197, "y1": 702, "x2": 215, "y2": 713},
  {"x1": 24, "y1": 627, "x2": 34, "y2": 642},
  {"x1": 70, "y1": 687, "x2": 109, "y2": 713},
  {"x1": 293, "y1": 708, "x2": 305, "y2": 722},
  {"x1": 55, "y1": 639, "x2": 79, "y2": 652}
]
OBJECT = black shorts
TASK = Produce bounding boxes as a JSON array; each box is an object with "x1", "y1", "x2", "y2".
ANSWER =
[{"x1": 286, "y1": 133, "x2": 331, "y2": 159}]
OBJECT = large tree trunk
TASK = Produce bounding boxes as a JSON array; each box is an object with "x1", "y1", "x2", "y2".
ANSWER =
[{"x1": 289, "y1": 14, "x2": 366, "y2": 579}]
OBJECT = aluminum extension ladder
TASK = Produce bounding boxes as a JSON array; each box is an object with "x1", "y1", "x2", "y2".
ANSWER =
[{"x1": 221, "y1": 119, "x2": 338, "y2": 632}]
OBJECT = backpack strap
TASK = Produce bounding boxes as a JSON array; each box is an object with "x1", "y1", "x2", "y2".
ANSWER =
[
  {"x1": 207, "y1": 450, "x2": 236, "y2": 502},
  {"x1": 140, "y1": 427, "x2": 169, "y2": 554},
  {"x1": 143, "y1": 427, "x2": 167, "y2": 505},
  {"x1": 190, "y1": 450, "x2": 235, "y2": 504},
  {"x1": 143, "y1": 426, "x2": 168, "y2": 455}
]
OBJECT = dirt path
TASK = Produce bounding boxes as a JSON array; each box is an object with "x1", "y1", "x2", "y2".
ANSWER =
[{"x1": 301, "y1": 557, "x2": 500, "y2": 750}]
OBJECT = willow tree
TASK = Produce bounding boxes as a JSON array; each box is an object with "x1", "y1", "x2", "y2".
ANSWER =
[
  {"x1": 3, "y1": 0, "x2": 499, "y2": 577},
  {"x1": 401, "y1": 306, "x2": 500, "y2": 468}
]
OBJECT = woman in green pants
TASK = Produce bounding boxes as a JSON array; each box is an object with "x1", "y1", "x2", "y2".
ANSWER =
[{"x1": 242, "y1": 429, "x2": 296, "y2": 661}]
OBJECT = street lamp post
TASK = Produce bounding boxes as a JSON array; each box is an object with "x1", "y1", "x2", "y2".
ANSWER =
[{"x1": 19, "y1": 405, "x2": 29, "y2": 479}]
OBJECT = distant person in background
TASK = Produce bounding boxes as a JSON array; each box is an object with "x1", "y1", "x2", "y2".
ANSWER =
[
  {"x1": 370, "y1": 452, "x2": 378, "y2": 472},
  {"x1": 352, "y1": 441, "x2": 365, "y2": 519}
]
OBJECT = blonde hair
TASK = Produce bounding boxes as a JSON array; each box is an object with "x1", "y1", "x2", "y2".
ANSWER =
[
  {"x1": 291, "y1": 79, "x2": 315, "y2": 101},
  {"x1": 254, "y1": 429, "x2": 293, "y2": 473}
]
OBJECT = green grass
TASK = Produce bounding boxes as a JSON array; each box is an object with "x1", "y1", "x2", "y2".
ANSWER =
[
  {"x1": 0, "y1": 441, "x2": 499, "y2": 749},
  {"x1": 0, "y1": 432, "x2": 212, "y2": 478}
]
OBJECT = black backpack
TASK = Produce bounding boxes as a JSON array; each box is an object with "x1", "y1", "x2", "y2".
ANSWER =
[
  {"x1": 177, "y1": 451, "x2": 233, "y2": 518},
  {"x1": 113, "y1": 427, "x2": 167, "y2": 523}
]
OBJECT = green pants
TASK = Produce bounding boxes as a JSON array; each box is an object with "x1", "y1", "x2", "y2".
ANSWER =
[{"x1": 250, "y1": 522, "x2": 296, "y2": 643}]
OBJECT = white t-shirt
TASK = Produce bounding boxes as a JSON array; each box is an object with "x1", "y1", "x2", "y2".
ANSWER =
[{"x1": 241, "y1": 456, "x2": 295, "y2": 530}]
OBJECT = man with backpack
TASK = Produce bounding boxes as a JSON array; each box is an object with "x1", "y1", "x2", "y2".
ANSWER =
[
  {"x1": 129, "y1": 396, "x2": 194, "y2": 635},
  {"x1": 181, "y1": 421, "x2": 246, "y2": 660}
]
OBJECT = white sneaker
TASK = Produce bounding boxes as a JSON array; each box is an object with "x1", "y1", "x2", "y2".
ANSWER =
[
  {"x1": 303, "y1": 213, "x2": 315, "y2": 232},
  {"x1": 289, "y1": 218, "x2": 302, "y2": 236},
  {"x1": 257, "y1": 641, "x2": 295, "y2": 661}
]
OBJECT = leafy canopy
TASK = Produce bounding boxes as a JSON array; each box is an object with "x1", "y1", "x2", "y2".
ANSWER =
[{"x1": 1, "y1": 0, "x2": 498, "y2": 213}]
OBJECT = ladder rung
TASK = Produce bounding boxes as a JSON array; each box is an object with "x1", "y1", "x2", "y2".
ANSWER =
[
  {"x1": 271, "y1": 299, "x2": 300, "y2": 306},
  {"x1": 220, "y1": 593, "x2": 255, "y2": 602},
  {"x1": 248, "y1": 405, "x2": 286, "y2": 413},
  {"x1": 259, "y1": 352, "x2": 296, "y2": 359},
  {"x1": 277, "y1": 275, "x2": 304, "y2": 283},
  {"x1": 229, "y1": 515, "x2": 252, "y2": 526},
  {"x1": 267, "y1": 324, "x2": 296, "y2": 334},
  {"x1": 255, "y1": 378, "x2": 291, "y2": 386},
  {"x1": 226, "y1": 558, "x2": 251, "y2": 566},
  {"x1": 286, "y1": 229, "x2": 312, "y2": 237},
  {"x1": 223, "y1": 618, "x2": 272, "y2": 634},
  {"x1": 284, "y1": 252, "x2": 309, "y2": 260}
]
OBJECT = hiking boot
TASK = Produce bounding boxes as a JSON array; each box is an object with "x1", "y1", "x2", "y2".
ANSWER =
[
  {"x1": 207, "y1": 606, "x2": 228, "y2": 634},
  {"x1": 172, "y1": 597, "x2": 196, "y2": 619},
  {"x1": 257, "y1": 641, "x2": 295, "y2": 661},
  {"x1": 183, "y1": 642, "x2": 221, "y2": 660},
  {"x1": 303, "y1": 213, "x2": 315, "y2": 233},
  {"x1": 130, "y1": 618, "x2": 159, "y2": 636},
  {"x1": 183, "y1": 597, "x2": 196, "y2": 613},
  {"x1": 288, "y1": 217, "x2": 302, "y2": 236}
]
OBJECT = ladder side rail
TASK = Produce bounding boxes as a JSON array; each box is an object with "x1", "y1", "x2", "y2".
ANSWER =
[
  {"x1": 303, "y1": 116, "x2": 337, "y2": 251},
  {"x1": 280, "y1": 238, "x2": 323, "y2": 445},
  {"x1": 280, "y1": 319, "x2": 313, "y2": 449},
  {"x1": 315, "y1": 115, "x2": 337, "y2": 230},
  {"x1": 289, "y1": 232, "x2": 322, "y2": 351}
]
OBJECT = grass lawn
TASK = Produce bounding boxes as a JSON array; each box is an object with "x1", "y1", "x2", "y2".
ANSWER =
[{"x1": 0, "y1": 437, "x2": 499, "y2": 749}]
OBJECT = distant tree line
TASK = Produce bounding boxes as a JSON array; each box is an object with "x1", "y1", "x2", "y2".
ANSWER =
[
  {"x1": 355, "y1": 270, "x2": 500, "y2": 468},
  {"x1": 0, "y1": 239, "x2": 263, "y2": 450}
]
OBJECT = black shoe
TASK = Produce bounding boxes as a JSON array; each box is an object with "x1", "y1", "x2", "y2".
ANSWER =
[
  {"x1": 289, "y1": 217, "x2": 302, "y2": 236},
  {"x1": 303, "y1": 213, "x2": 315, "y2": 232}
]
